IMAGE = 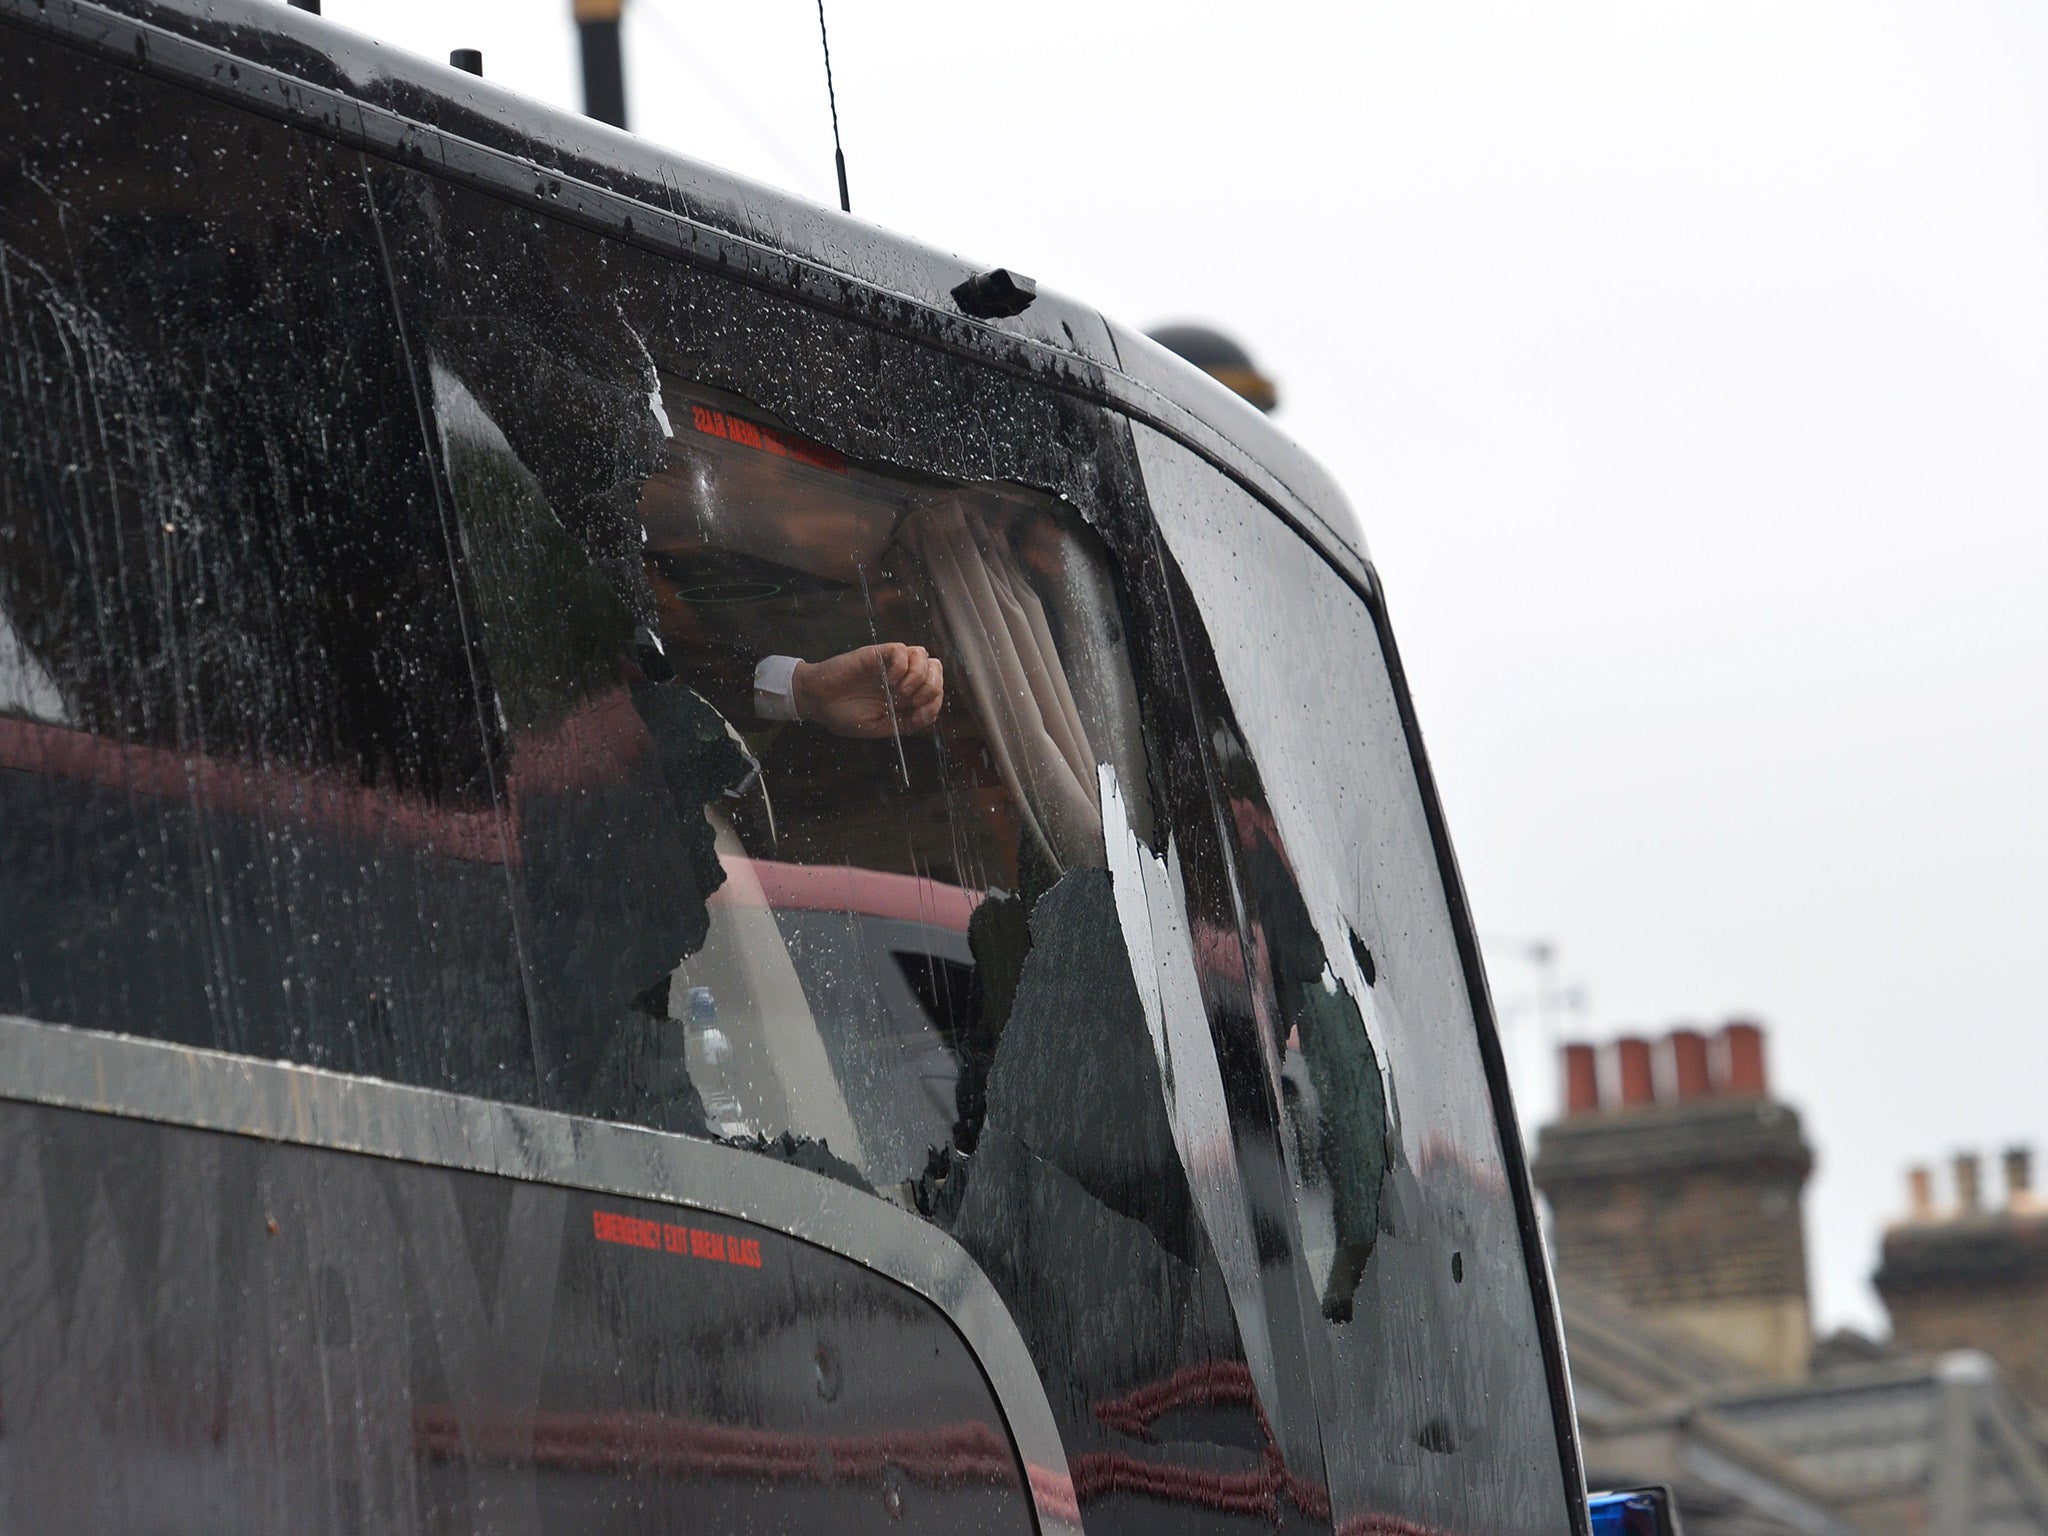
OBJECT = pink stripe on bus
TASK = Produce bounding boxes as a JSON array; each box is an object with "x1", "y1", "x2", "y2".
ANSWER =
[{"x1": 710, "y1": 856, "x2": 981, "y2": 933}]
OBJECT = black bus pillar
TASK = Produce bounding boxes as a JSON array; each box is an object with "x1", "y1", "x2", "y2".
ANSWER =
[{"x1": 575, "y1": 0, "x2": 628, "y2": 129}]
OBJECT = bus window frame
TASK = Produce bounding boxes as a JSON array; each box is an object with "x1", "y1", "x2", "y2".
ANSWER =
[{"x1": 0, "y1": 0, "x2": 1588, "y2": 1519}]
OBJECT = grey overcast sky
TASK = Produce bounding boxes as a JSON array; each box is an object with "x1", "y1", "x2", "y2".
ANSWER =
[{"x1": 321, "y1": 0, "x2": 2048, "y2": 1335}]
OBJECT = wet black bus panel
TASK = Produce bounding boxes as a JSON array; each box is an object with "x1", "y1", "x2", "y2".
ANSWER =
[{"x1": 0, "y1": 9, "x2": 1578, "y2": 1536}]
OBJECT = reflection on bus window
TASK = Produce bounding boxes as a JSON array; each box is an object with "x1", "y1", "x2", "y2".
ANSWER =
[
  {"x1": 1135, "y1": 421, "x2": 1572, "y2": 1536},
  {"x1": 0, "y1": 91, "x2": 539, "y2": 1099},
  {"x1": 434, "y1": 359, "x2": 1154, "y2": 1195}
]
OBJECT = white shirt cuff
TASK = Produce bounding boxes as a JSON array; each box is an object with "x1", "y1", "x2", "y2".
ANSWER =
[{"x1": 753, "y1": 654, "x2": 804, "y2": 720}]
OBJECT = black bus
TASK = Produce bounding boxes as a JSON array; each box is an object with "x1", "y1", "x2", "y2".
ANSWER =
[{"x1": 0, "y1": 2, "x2": 1590, "y2": 1532}]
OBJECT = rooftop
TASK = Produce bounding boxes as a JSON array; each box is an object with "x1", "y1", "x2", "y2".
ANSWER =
[{"x1": 1565, "y1": 1278, "x2": 2048, "y2": 1536}]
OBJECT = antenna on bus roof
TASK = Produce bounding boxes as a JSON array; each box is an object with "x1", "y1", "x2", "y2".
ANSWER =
[{"x1": 814, "y1": 0, "x2": 851, "y2": 213}]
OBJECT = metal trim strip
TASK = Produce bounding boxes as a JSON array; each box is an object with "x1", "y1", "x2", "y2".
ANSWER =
[{"x1": 0, "y1": 1011, "x2": 1082, "y2": 1536}]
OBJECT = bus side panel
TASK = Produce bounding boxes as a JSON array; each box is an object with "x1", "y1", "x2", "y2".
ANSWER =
[{"x1": 0, "y1": 1098, "x2": 1033, "y2": 1534}]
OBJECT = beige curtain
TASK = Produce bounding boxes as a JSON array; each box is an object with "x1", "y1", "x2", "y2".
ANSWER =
[{"x1": 900, "y1": 499, "x2": 1104, "y2": 872}]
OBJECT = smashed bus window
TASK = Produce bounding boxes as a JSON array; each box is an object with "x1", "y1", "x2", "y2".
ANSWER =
[{"x1": 430, "y1": 349, "x2": 1154, "y2": 1193}]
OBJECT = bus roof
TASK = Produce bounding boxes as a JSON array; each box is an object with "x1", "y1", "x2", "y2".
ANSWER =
[{"x1": 20, "y1": 0, "x2": 1368, "y2": 571}]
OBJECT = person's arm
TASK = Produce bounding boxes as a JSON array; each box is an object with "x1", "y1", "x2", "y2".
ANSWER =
[{"x1": 753, "y1": 643, "x2": 943, "y2": 737}]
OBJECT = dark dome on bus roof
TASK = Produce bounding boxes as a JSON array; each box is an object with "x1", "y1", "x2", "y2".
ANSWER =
[
  {"x1": 1146, "y1": 324, "x2": 1255, "y2": 370},
  {"x1": 1145, "y1": 323, "x2": 1279, "y2": 414}
]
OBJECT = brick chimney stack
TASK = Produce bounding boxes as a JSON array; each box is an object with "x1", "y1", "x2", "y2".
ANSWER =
[
  {"x1": 1878, "y1": 1143, "x2": 2048, "y2": 1409},
  {"x1": 1534, "y1": 1020, "x2": 1814, "y2": 1381}
]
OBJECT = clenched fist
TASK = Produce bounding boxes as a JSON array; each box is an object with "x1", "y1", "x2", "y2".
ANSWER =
[{"x1": 793, "y1": 644, "x2": 944, "y2": 738}]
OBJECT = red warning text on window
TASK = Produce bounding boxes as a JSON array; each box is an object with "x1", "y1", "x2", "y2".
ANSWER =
[
  {"x1": 592, "y1": 1208, "x2": 764, "y2": 1269},
  {"x1": 689, "y1": 403, "x2": 847, "y2": 475}
]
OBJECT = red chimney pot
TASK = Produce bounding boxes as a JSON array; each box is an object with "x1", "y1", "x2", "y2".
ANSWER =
[
  {"x1": 1615, "y1": 1036, "x2": 1655, "y2": 1108},
  {"x1": 1720, "y1": 1020, "x2": 1767, "y2": 1098},
  {"x1": 1908, "y1": 1165, "x2": 1933, "y2": 1220},
  {"x1": 1668, "y1": 1029, "x2": 1711, "y2": 1101},
  {"x1": 1563, "y1": 1043, "x2": 1600, "y2": 1116}
]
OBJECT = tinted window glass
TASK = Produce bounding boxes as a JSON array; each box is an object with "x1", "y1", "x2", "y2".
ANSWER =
[
  {"x1": 0, "y1": 38, "x2": 533, "y2": 1096},
  {"x1": 0, "y1": 1099, "x2": 1032, "y2": 1534},
  {"x1": 1136, "y1": 425, "x2": 1573, "y2": 1536}
]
